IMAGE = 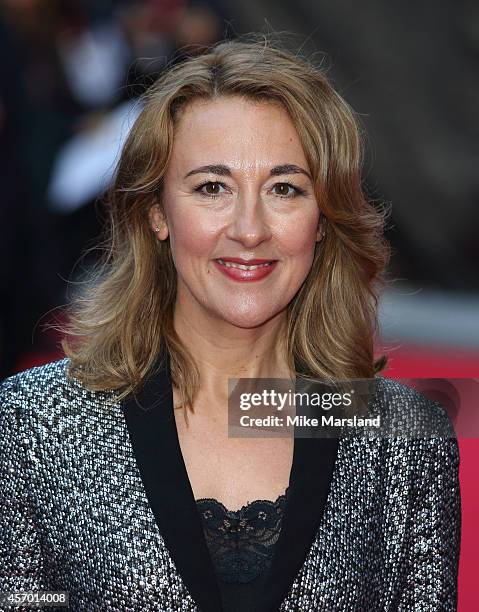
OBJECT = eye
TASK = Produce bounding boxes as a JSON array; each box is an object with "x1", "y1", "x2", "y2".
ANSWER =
[
  {"x1": 194, "y1": 181, "x2": 227, "y2": 199},
  {"x1": 271, "y1": 182, "x2": 306, "y2": 199},
  {"x1": 193, "y1": 180, "x2": 307, "y2": 200}
]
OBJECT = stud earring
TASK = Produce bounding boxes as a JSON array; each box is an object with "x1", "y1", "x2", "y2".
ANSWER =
[{"x1": 154, "y1": 227, "x2": 161, "y2": 233}]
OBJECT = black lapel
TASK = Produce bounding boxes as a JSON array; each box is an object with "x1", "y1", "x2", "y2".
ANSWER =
[
  {"x1": 255, "y1": 393, "x2": 340, "y2": 611},
  {"x1": 123, "y1": 347, "x2": 340, "y2": 612},
  {"x1": 122, "y1": 347, "x2": 223, "y2": 612}
]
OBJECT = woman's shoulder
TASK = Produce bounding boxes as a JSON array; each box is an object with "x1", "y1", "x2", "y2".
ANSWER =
[
  {"x1": 1, "y1": 356, "x2": 69, "y2": 393},
  {"x1": 365, "y1": 376, "x2": 460, "y2": 480},
  {"x1": 371, "y1": 374, "x2": 456, "y2": 438},
  {"x1": 1, "y1": 358, "x2": 68, "y2": 415},
  {"x1": 0, "y1": 357, "x2": 120, "y2": 429}
]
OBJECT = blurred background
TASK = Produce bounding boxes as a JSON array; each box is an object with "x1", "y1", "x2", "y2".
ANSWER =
[{"x1": 0, "y1": 0, "x2": 477, "y2": 608}]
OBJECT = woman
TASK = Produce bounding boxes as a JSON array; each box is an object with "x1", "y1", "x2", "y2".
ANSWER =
[{"x1": 0, "y1": 35, "x2": 460, "y2": 611}]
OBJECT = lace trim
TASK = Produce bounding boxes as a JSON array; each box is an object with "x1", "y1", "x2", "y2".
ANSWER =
[{"x1": 196, "y1": 486, "x2": 290, "y2": 583}]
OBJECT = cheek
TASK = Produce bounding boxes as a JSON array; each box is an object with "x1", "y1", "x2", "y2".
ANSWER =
[
  {"x1": 167, "y1": 210, "x2": 219, "y2": 269},
  {"x1": 276, "y1": 210, "x2": 319, "y2": 259}
]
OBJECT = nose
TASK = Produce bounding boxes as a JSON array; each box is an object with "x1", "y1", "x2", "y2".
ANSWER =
[{"x1": 224, "y1": 193, "x2": 273, "y2": 248}]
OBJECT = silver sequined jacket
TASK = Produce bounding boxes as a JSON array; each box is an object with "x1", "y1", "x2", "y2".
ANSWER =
[{"x1": 0, "y1": 354, "x2": 461, "y2": 611}]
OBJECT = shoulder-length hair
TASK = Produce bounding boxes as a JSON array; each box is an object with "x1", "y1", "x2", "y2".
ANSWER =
[{"x1": 53, "y1": 33, "x2": 391, "y2": 411}]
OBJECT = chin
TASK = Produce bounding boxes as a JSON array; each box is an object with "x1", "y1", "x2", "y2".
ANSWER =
[{"x1": 212, "y1": 304, "x2": 281, "y2": 329}]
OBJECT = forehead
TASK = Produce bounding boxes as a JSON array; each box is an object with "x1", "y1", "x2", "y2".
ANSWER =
[{"x1": 168, "y1": 96, "x2": 308, "y2": 174}]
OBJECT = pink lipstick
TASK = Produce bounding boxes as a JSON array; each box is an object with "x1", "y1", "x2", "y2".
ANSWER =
[{"x1": 213, "y1": 257, "x2": 278, "y2": 282}]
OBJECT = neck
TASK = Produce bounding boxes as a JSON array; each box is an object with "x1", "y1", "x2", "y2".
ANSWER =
[{"x1": 172, "y1": 300, "x2": 293, "y2": 409}]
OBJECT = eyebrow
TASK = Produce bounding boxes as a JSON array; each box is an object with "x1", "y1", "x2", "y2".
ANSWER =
[{"x1": 184, "y1": 163, "x2": 312, "y2": 181}]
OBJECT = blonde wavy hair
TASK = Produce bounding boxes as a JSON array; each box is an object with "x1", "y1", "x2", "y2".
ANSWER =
[{"x1": 53, "y1": 33, "x2": 391, "y2": 411}]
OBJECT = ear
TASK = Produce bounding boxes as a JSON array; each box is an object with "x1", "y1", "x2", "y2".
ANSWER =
[
  {"x1": 149, "y1": 204, "x2": 169, "y2": 241},
  {"x1": 316, "y1": 214, "x2": 325, "y2": 242}
]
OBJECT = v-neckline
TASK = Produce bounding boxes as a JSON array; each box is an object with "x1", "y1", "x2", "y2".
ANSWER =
[
  {"x1": 122, "y1": 347, "x2": 340, "y2": 611},
  {"x1": 173, "y1": 384, "x2": 296, "y2": 516}
]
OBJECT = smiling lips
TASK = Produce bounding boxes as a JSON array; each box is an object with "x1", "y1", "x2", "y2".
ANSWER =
[{"x1": 213, "y1": 257, "x2": 278, "y2": 281}]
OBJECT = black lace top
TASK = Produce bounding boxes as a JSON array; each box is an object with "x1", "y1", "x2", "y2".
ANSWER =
[{"x1": 196, "y1": 486, "x2": 290, "y2": 612}]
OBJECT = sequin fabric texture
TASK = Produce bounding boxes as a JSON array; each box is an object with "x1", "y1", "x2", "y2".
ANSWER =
[{"x1": 0, "y1": 358, "x2": 461, "y2": 611}]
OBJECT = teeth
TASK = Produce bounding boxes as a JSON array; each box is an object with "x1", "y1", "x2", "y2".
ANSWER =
[{"x1": 217, "y1": 259, "x2": 273, "y2": 270}]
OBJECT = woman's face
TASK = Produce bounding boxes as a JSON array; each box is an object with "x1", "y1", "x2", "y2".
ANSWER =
[{"x1": 149, "y1": 95, "x2": 323, "y2": 328}]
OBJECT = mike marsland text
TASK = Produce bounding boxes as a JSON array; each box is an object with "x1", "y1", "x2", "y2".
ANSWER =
[{"x1": 239, "y1": 414, "x2": 382, "y2": 428}]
